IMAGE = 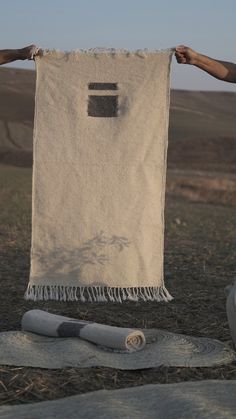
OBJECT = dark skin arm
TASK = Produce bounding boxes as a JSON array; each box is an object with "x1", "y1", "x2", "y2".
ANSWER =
[
  {"x1": 0, "y1": 45, "x2": 41, "y2": 65},
  {"x1": 175, "y1": 45, "x2": 236, "y2": 83}
]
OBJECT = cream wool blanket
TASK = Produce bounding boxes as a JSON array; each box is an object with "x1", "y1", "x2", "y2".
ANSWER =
[
  {"x1": 21, "y1": 310, "x2": 146, "y2": 352},
  {"x1": 26, "y1": 49, "x2": 173, "y2": 302}
]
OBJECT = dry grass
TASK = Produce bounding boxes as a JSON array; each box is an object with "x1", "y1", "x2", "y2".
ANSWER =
[
  {"x1": 0, "y1": 164, "x2": 236, "y2": 405},
  {"x1": 1, "y1": 365, "x2": 236, "y2": 406},
  {"x1": 167, "y1": 169, "x2": 236, "y2": 206}
]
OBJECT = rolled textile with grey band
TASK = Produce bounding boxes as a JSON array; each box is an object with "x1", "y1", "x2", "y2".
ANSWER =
[{"x1": 21, "y1": 310, "x2": 146, "y2": 352}]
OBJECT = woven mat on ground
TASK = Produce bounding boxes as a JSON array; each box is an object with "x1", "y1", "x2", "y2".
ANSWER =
[
  {"x1": 0, "y1": 329, "x2": 234, "y2": 369},
  {"x1": 26, "y1": 48, "x2": 173, "y2": 303},
  {"x1": 1, "y1": 381, "x2": 236, "y2": 419}
]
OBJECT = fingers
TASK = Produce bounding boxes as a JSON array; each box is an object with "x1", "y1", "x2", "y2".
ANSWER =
[
  {"x1": 175, "y1": 45, "x2": 188, "y2": 64},
  {"x1": 28, "y1": 45, "x2": 42, "y2": 60},
  {"x1": 175, "y1": 45, "x2": 198, "y2": 65},
  {"x1": 175, "y1": 45, "x2": 187, "y2": 53},
  {"x1": 175, "y1": 54, "x2": 187, "y2": 64},
  {"x1": 18, "y1": 45, "x2": 37, "y2": 60}
]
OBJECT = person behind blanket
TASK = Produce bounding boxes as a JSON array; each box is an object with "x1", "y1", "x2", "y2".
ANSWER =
[
  {"x1": 175, "y1": 45, "x2": 236, "y2": 83},
  {"x1": 175, "y1": 44, "x2": 236, "y2": 348},
  {"x1": 0, "y1": 45, "x2": 41, "y2": 65}
]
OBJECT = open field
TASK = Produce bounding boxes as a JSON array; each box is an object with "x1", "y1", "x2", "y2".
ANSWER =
[
  {"x1": 0, "y1": 65, "x2": 236, "y2": 405},
  {"x1": 1, "y1": 67, "x2": 236, "y2": 173},
  {"x1": 0, "y1": 164, "x2": 236, "y2": 405},
  {"x1": 1, "y1": 67, "x2": 236, "y2": 209}
]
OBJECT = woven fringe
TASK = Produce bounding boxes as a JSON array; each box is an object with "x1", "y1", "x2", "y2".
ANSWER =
[
  {"x1": 24, "y1": 285, "x2": 173, "y2": 303},
  {"x1": 41, "y1": 47, "x2": 175, "y2": 60}
]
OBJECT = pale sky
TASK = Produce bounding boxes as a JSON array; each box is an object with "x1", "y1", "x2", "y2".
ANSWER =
[{"x1": 1, "y1": 0, "x2": 236, "y2": 91}]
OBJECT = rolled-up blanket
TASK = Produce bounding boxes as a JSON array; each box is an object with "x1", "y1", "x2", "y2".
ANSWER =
[{"x1": 21, "y1": 310, "x2": 146, "y2": 352}]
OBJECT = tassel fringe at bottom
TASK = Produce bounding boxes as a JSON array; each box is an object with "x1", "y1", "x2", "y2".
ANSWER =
[{"x1": 24, "y1": 285, "x2": 173, "y2": 303}]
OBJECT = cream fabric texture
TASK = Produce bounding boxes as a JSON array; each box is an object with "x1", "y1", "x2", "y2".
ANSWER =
[
  {"x1": 26, "y1": 49, "x2": 173, "y2": 302},
  {"x1": 21, "y1": 310, "x2": 146, "y2": 352}
]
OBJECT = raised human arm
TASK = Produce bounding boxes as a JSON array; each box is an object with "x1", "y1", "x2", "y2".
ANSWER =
[
  {"x1": 0, "y1": 45, "x2": 41, "y2": 65},
  {"x1": 175, "y1": 45, "x2": 236, "y2": 83}
]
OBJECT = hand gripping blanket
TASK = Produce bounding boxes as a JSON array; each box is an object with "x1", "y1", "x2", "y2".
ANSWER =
[{"x1": 25, "y1": 49, "x2": 173, "y2": 302}]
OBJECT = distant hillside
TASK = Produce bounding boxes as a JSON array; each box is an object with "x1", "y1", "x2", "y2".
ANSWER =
[
  {"x1": 0, "y1": 67, "x2": 236, "y2": 171},
  {"x1": 170, "y1": 89, "x2": 236, "y2": 140},
  {"x1": 0, "y1": 67, "x2": 35, "y2": 166}
]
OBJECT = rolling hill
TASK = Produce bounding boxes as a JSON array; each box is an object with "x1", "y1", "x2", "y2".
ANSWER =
[{"x1": 0, "y1": 66, "x2": 236, "y2": 204}]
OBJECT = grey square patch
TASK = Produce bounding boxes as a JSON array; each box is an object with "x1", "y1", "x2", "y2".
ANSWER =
[{"x1": 88, "y1": 95, "x2": 118, "y2": 117}]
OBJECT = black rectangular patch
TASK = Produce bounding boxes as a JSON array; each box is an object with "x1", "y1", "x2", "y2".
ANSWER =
[
  {"x1": 88, "y1": 95, "x2": 118, "y2": 117},
  {"x1": 88, "y1": 82, "x2": 118, "y2": 90},
  {"x1": 57, "y1": 321, "x2": 87, "y2": 337}
]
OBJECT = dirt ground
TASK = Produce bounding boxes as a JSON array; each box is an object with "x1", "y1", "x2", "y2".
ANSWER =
[{"x1": 0, "y1": 164, "x2": 236, "y2": 405}]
